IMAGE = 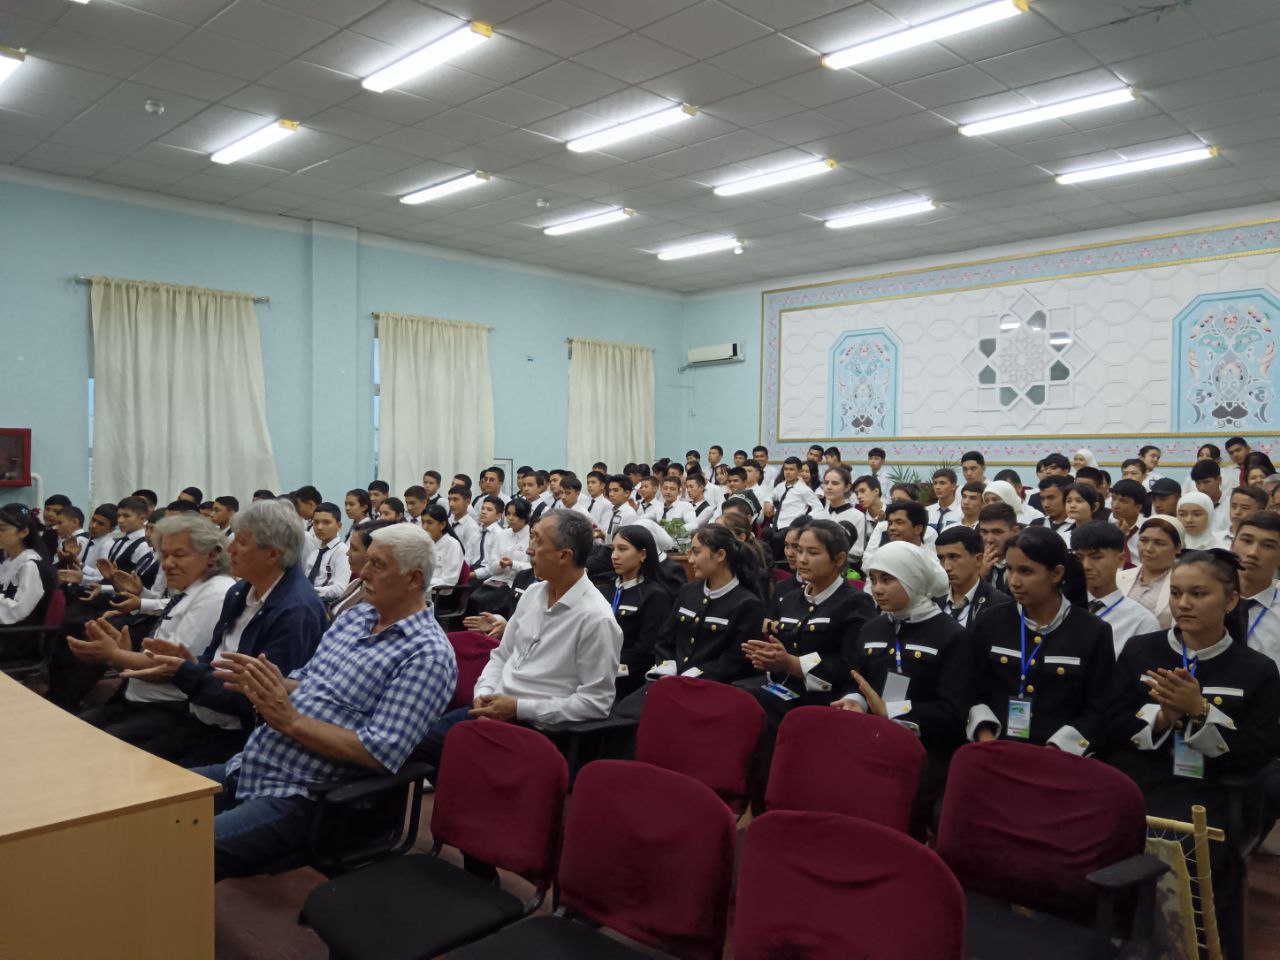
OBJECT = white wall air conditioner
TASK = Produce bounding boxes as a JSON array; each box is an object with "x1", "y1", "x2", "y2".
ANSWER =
[{"x1": 684, "y1": 341, "x2": 744, "y2": 368}]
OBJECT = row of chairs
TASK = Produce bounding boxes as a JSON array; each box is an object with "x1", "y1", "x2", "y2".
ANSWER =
[{"x1": 301, "y1": 684, "x2": 1167, "y2": 960}]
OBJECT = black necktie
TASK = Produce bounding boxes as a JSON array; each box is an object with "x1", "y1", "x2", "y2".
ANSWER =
[
  {"x1": 160, "y1": 592, "x2": 187, "y2": 619},
  {"x1": 934, "y1": 506, "x2": 949, "y2": 532},
  {"x1": 663, "y1": 505, "x2": 672, "y2": 518},
  {"x1": 109, "y1": 537, "x2": 126, "y2": 561},
  {"x1": 609, "y1": 509, "x2": 621, "y2": 537},
  {"x1": 308, "y1": 545, "x2": 329, "y2": 584},
  {"x1": 1241, "y1": 598, "x2": 1260, "y2": 621},
  {"x1": 947, "y1": 598, "x2": 966, "y2": 621},
  {"x1": 1088, "y1": 599, "x2": 1105, "y2": 614},
  {"x1": 478, "y1": 528, "x2": 488, "y2": 564}
]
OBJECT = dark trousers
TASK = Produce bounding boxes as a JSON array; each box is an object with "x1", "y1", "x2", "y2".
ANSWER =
[
  {"x1": 134, "y1": 711, "x2": 250, "y2": 767},
  {"x1": 192, "y1": 764, "x2": 315, "y2": 881},
  {"x1": 418, "y1": 707, "x2": 477, "y2": 770},
  {"x1": 79, "y1": 694, "x2": 188, "y2": 745}
]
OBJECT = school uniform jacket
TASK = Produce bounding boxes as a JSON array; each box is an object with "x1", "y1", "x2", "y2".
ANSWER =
[
  {"x1": 849, "y1": 611, "x2": 973, "y2": 755},
  {"x1": 654, "y1": 579, "x2": 764, "y2": 683},
  {"x1": 771, "y1": 581, "x2": 876, "y2": 696},
  {"x1": 969, "y1": 601, "x2": 1115, "y2": 755},
  {"x1": 768, "y1": 574, "x2": 804, "y2": 620},
  {"x1": 601, "y1": 578, "x2": 673, "y2": 669},
  {"x1": 1105, "y1": 630, "x2": 1280, "y2": 793},
  {"x1": 938, "y1": 579, "x2": 1012, "y2": 628}
]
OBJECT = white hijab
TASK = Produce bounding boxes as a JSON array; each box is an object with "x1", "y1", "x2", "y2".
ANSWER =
[
  {"x1": 864, "y1": 541, "x2": 949, "y2": 620},
  {"x1": 1176, "y1": 492, "x2": 1217, "y2": 549},
  {"x1": 1074, "y1": 449, "x2": 1099, "y2": 470},
  {"x1": 985, "y1": 479, "x2": 1023, "y2": 513}
]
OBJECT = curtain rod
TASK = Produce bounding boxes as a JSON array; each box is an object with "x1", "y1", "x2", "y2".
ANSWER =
[
  {"x1": 370, "y1": 312, "x2": 493, "y2": 330},
  {"x1": 73, "y1": 275, "x2": 270, "y2": 304}
]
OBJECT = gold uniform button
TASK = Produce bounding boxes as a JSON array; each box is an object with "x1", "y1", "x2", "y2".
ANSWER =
[
  {"x1": 1034, "y1": 636, "x2": 1042, "y2": 645},
  {"x1": 1026, "y1": 684, "x2": 1035, "y2": 694},
  {"x1": 702, "y1": 597, "x2": 709, "y2": 605},
  {"x1": 680, "y1": 616, "x2": 686, "y2": 623},
  {"x1": 809, "y1": 624, "x2": 816, "y2": 632},
  {"x1": 1056, "y1": 667, "x2": 1065, "y2": 675},
  {"x1": 808, "y1": 606, "x2": 815, "y2": 613},
  {"x1": 1078, "y1": 738, "x2": 1087, "y2": 748},
  {"x1": 1214, "y1": 696, "x2": 1223, "y2": 705},
  {"x1": 710, "y1": 624, "x2": 718, "y2": 631},
  {"x1": 914, "y1": 650, "x2": 922, "y2": 659},
  {"x1": 1000, "y1": 656, "x2": 1008, "y2": 664}
]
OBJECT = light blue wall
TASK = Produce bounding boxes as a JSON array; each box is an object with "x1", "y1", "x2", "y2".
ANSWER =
[
  {"x1": 0, "y1": 177, "x2": 683, "y2": 510},
  {"x1": 678, "y1": 290, "x2": 762, "y2": 455}
]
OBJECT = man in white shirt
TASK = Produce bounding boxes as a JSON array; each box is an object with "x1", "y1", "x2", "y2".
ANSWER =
[
  {"x1": 210, "y1": 496, "x2": 239, "y2": 540},
  {"x1": 303, "y1": 503, "x2": 351, "y2": 603},
  {"x1": 556, "y1": 474, "x2": 592, "y2": 519},
  {"x1": 1107, "y1": 479, "x2": 1147, "y2": 567},
  {"x1": 656, "y1": 476, "x2": 696, "y2": 528},
  {"x1": 926, "y1": 469, "x2": 963, "y2": 533},
  {"x1": 1029, "y1": 475, "x2": 1075, "y2": 544},
  {"x1": 583, "y1": 471, "x2": 613, "y2": 530},
  {"x1": 1224, "y1": 486, "x2": 1268, "y2": 548},
  {"x1": 1233, "y1": 512, "x2": 1280, "y2": 668},
  {"x1": 598, "y1": 475, "x2": 639, "y2": 542},
  {"x1": 421, "y1": 471, "x2": 443, "y2": 509},
  {"x1": 447, "y1": 486, "x2": 482, "y2": 565},
  {"x1": 635, "y1": 476, "x2": 662, "y2": 521},
  {"x1": 1072, "y1": 521, "x2": 1160, "y2": 656},
  {"x1": 419, "y1": 510, "x2": 622, "y2": 767},
  {"x1": 960, "y1": 450, "x2": 987, "y2": 485},
  {"x1": 753, "y1": 445, "x2": 779, "y2": 491},
  {"x1": 683, "y1": 474, "x2": 717, "y2": 533},
  {"x1": 1190, "y1": 459, "x2": 1232, "y2": 534},
  {"x1": 764, "y1": 456, "x2": 821, "y2": 556},
  {"x1": 862, "y1": 499, "x2": 938, "y2": 569},
  {"x1": 471, "y1": 468, "x2": 505, "y2": 521}
]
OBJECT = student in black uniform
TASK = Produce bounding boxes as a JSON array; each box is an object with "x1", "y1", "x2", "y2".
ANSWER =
[
  {"x1": 1104, "y1": 549, "x2": 1280, "y2": 960},
  {"x1": 605, "y1": 525, "x2": 674, "y2": 697},
  {"x1": 967, "y1": 525, "x2": 1115, "y2": 754},
  {"x1": 839, "y1": 540, "x2": 973, "y2": 829},
  {"x1": 934, "y1": 525, "x2": 1012, "y2": 628}
]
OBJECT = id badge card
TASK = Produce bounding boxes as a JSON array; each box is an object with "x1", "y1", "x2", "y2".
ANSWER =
[
  {"x1": 762, "y1": 681, "x2": 800, "y2": 701},
  {"x1": 881, "y1": 670, "x2": 911, "y2": 703},
  {"x1": 1172, "y1": 733, "x2": 1205, "y2": 780},
  {"x1": 616, "y1": 663, "x2": 629, "y2": 677},
  {"x1": 1007, "y1": 698, "x2": 1032, "y2": 740},
  {"x1": 885, "y1": 699, "x2": 912, "y2": 719}
]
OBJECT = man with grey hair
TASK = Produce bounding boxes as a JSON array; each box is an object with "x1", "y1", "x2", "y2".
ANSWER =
[
  {"x1": 119, "y1": 499, "x2": 328, "y2": 767},
  {"x1": 419, "y1": 509, "x2": 622, "y2": 768},
  {"x1": 190, "y1": 523, "x2": 457, "y2": 880}
]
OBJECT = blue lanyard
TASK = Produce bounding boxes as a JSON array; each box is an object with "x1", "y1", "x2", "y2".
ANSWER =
[
  {"x1": 893, "y1": 620, "x2": 904, "y2": 672},
  {"x1": 611, "y1": 586, "x2": 622, "y2": 615},
  {"x1": 1095, "y1": 597, "x2": 1124, "y2": 621},
  {"x1": 1247, "y1": 588, "x2": 1275, "y2": 639},
  {"x1": 1179, "y1": 633, "x2": 1199, "y2": 678},
  {"x1": 1017, "y1": 612, "x2": 1042, "y2": 698}
]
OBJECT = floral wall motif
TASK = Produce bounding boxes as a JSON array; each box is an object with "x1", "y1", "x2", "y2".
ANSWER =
[
  {"x1": 828, "y1": 330, "x2": 898, "y2": 437},
  {"x1": 1173, "y1": 289, "x2": 1280, "y2": 430}
]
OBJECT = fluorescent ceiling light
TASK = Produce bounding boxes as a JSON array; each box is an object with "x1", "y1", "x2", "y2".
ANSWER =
[
  {"x1": 544, "y1": 208, "x2": 635, "y2": 237},
  {"x1": 400, "y1": 171, "x2": 491, "y2": 205},
  {"x1": 825, "y1": 198, "x2": 937, "y2": 230},
  {"x1": 0, "y1": 47, "x2": 25, "y2": 88},
  {"x1": 823, "y1": 0, "x2": 1027, "y2": 70},
  {"x1": 714, "y1": 159, "x2": 835, "y2": 197},
  {"x1": 567, "y1": 103, "x2": 697, "y2": 153},
  {"x1": 959, "y1": 87, "x2": 1137, "y2": 137},
  {"x1": 362, "y1": 21, "x2": 492, "y2": 93},
  {"x1": 211, "y1": 119, "x2": 298, "y2": 164},
  {"x1": 657, "y1": 236, "x2": 742, "y2": 261},
  {"x1": 1055, "y1": 145, "x2": 1217, "y2": 185}
]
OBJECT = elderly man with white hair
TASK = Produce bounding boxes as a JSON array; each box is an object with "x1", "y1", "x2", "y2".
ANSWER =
[{"x1": 192, "y1": 522, "x2": 458, "y2": 881}]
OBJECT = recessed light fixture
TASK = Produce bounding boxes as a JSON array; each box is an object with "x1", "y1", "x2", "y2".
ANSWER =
[
  {"x1": 959, "y1": 87, "x2": 1137, "y2": 137},
  {"x1": 211, "y1": 119, "x2": 298, "y2": 164},
  {"x1": 544, "y1": 208, "x2": 635, "y2": 237},
  {"x1": 1055, "y1": 145, "x2": 1218, "y2": 185},
  {"x1": 362, "y1": 21, "x2": 492, "y2": 93},
  {"x1": 714, "y1": 159, "x2": 836, "y2": 197},
  {"x1": 825, "y1": 198, "x2": 937, "y2": 230},
  {"x1": 400, "y1": 171, "x2": 491, "y2": 205},
  {"x1": 0, "y1": 47, "x2": 25, "y2": 88},
  {"x1": 823, "y1": 0, "x2": 1027, "y2": 70},
  {"x1": 567, "y1": 103, "x2": 697, "y2": 153},
  {"x1": 657, "y1": 236, "x2": 742, "y2": 261}
]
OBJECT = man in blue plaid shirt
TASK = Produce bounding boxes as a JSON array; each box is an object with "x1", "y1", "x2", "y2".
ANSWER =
[{"x1": 192, "y1": 523, "x2": 457, "y2": 880}]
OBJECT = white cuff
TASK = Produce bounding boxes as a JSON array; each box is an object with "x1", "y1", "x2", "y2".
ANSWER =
[
  {"x1": 646, "y1": 660, "x2": 677, "y2": 680},
  {"x1": 1048, "y1": 724, "x2": 1090, "y2": 756},
  {"x1": 681, "y1": 666, "x2": 703, "y2": 678},
  {"x1": 796, "y1": 653, "x2": 832, "y2": 692},
  {"x1": 1130, "y1": 704, "x2": 1173, "y2": 751},
  {"x1": 1184, "y1": 705, "x2": 1234, "y2": 757},
  {"x1": 842, "y1": 692, "x2": 868, "y2": 711},
  {"x1": 967, "y1": 703, "x2": 1002, "y2": 741}
]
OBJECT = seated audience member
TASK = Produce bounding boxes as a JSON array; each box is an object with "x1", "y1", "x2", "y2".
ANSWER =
[
  {"x1": 606, "y1": 525, "x2": 674, "y2": 695},
  {"x1": 303, "y1": 502, "x2": 351, "y2": 602},
  {"x1": 252, "y1": 489, "x2": 275, "y2": 502},
  {"x1": 683, "y1": 472, "x2": 717, "y2": 533},
  {"x1": 1244, "y1": 452, "x2": 1277, "y2": 489},
  {"x1": 583, "y1": 471, "x2": 612, "y2": 529},
  {"x1": 330, "y1": 520, "x2": 393, "y2": 619},
  {"x1": 38, "y1": 494, "x2": 71, "y2": 556},
  {"x1": 1233, "y1": 511, "x2": 1280, "y2": 666},
  {"x1": 521, "y1": 470, "x2": 554, "y2": 520},
  {"x1": 58, "y1": 503, "x2": 116, "y2": 586},
  {"x1": 177, "y1": 486, "x2": 204, "y2": 505},
  {"x1": 421, "y1": 471, "x2": 443, "y2": 508},
  {"x1": 469, "y1": 495, "x2": 507, "y2": 581},
  {"x1": 403, "y1": 486, "x2": 428, "y2": 527},
  {"x1": 935, "y1": 525, "x2": 1011, "y2": 627},
  {"x1": 553, "y1": 474, "x2": 583, "y2": 517},
  {"x1": 1225, "y1": 486, "x2": 1269, "y2": 548},
  {"x1": 195, "y1": 524, "x2": 457, "y2": 881},
  {"x1": 967, "y1": 526, "x2": 1114, "y2": 754},
  {"x1": 823, "y1": 446, "x2": 842, "y2": 469},
  {"x1": 656, "y1": 476, "x2": 696, "y2": 527},
  {"x1": 211, "y1": 496, "x2": 238, "y2": 539},
  {"x1": 376, "y1": 496, "x2": 406, "y2": 523},
  {"x1": 294, "y1": 486, "x2": 322, "y2": 542},
  {"x1": 634, "y1": 475, "x2": 662, "y2": 521},
  {"x1": 798, "y1": 461, "x2": 819, "y2": 491},
  {"x1": 1178, "y1": 492, "x2": 1218, "y2": 549},
  {"x1": 199, "y1": 501, "x2": 215, "y2": 518},
  {"x1": 343, "y1": 489, "x2": 371, "y2": 540},
  {"x1": 766, "y1": 516, "x2": 812, "y2": 622},
  {"x1": 867, "y1": 447, "x2": 886, "y2": 478},
  {"x1": 960, "y1": 450, "x2": 986, "y2": 485},
  {"x1": 977, "y1": 501, "x2": 1019, "y2": 594},
  {"x1": 0, "y1": 506, "x2": 55, "y2": 645},
  {"x1": 420, "y1": 503, "x2": 464, "y2": 594},
  {"x1": 366, "y1": 480, "x2": 389, "y2": 513},
  {"x1": 54, "y1": 505, "x2": 89, "y2": 568},
  {"x1": 446, "y1": 485, "x2": 481, "y2": 564},
  {"x1": 1061, "y1": 481, "x2": 1104, "y2": 535},
  {"x1": 117, "y1": 499, "x2": 328, "y2": 767},
  {"x1": 419, "y1": 511, "x2": 620, "y2": 768},
  {"x1": 1071, "y1": 522, "x2": 1160, "y2": 656},
  {"x1": 747, "y1": 520, "x2": 875, "y2": 718},
  {"x1": 1072, "y1": 449, "x2": 1099, "y2": 473},
  {"x1": 1119, "y1": 515, "x2": 1184, "y2": 631},
  {"x1": 1225, "y1": 437, "x2": 1252, "y2": 486},
  {"x1": 985, "y1": 474, "x2": 1044, "y2": 526},
  {"x1": 1190, "y1": 459, "x2": 1229, "y2": 533},
  {"x1": 715, "y1": 510, "x2": 772, "y2": 600},
  {"x1": 1029, "y1": 475, "x2": 1075, "y2": 541},
  {"x1": 599, "y1": 474, "x2": 639, "y2": 540},
  {"x1": 926, "y1": 468, "x2": 962, "y2": 533},
  {"x1": 1138, "y1": 444, "x2": 1164, "y2": 488},
  {"x1": 753, "y1": 445, "x2": 778, "y2": 490},
  {"x1": 132, "y1": 489, "x2": 160, "y2": 512},
  {"x1": 854, "y1": 473, "x2": 888, "y2": 534},
  {"x1": 1149, "y1": 477, "x2": 1182, "y2": 518},
  {"x1": 958, "y1": 480, "x2": 985, "y2": 529},
  {"x1": 468, "y1": 500, "x2": 531, "y2": 617},
  {"x1": 71, "y1": 514, "x2": 236, "y2": 744},
  {"x1": 862, "y1": 498, "x2": 934, "y2": 569},
  {"x1": 1108, "y1": 478, "x2": 1148, "y2": 565},
  {"x1": 730, "y1": 465, "x2": 765, "y2": 524},
  {"x1": 764, "y1": 457, "x2": 823, "y2": 552}
]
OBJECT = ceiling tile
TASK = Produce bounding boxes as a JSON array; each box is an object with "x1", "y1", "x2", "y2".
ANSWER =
[
  {"x1": 456, "y1": 35, "x2": 559, "y2": 85},
  {"x1": 264, "y1": 0, "x2": 383, "y2": 28},
  {"x1": 765, "y1": 64, "x2": 876, "y2": 108},
  {"x1": 205, "y1": 0, "x2": 338, "y2": 57},
  {"x1": 331, "y1": 142, "x2": 422, "y2": 173},
  {"x1": 419, "y1": 106, "x2": 516, "y2": 142},
  {"x1": 708, "y1": 33, "x2": 818, "y2": 86},
  {"x1": 781, "y1": 3, "x2": 903, "y2": 53},
  {"x1": 850, "y1": 45, "x2": 968, "y2": 86},
  {"x1": 0, "y1": 11, "x2": 53, "y2": 48},
  {"x1": 1073, "y1": 7, "x2": 1208, "y2": 62},
  {"x1": 222, "y1": 83, "x2": 332, "y2": 122},
  {"x1": 817, "y1": 87, "x2": 921, "y2": 127},
  {"x1": 640, "y1": 0, "x2": 772, "y2": 59},
  {"x1": 128, "y1": 57, "x2": 248, "y2": 101},
  {"x1": 516, "y1": 61, "x2": 628, "y2": 109},
  {"x1": 572, "y1": 33, "x2": 696, "y2": 84},
  {"x1": 348, "y1": 0, "x2": 465, "y2": 51},
  {"x1": 340, "y1": 90, "x2": 449, "y2": 125},
  {"x1": 258, "y1": 60, "x2": 360, "y2": 103},
  {"x1": 394, "y1": 64, "x2": 502, "y2": 106},
  {"x1": 639, "y1": 62, "x2": 753, "y2": 107},
  {"x1": 703, "y1": 88, "x2": 804, "y2": 126},
  {"x1": 561, "y1": 0, "x2": 698, "y2": 30},
  {"x1": 977, "y1": 37, "x2": 1099, "y2": 87},
  {"x1": 750, "y1": 109, "x2": 848, "y2": 146},
  {"x1": 165, "y1": 29, "x2": 291, "y2": 81},
  {"x1": 892, "y1": 64, "x2": 1008, "y2": 110},
  {"x1": 300, "y1": 29, "x2": 398, "y2": 76},
  {"x1": 464, "y1": 86, "x2": 566, "y2": 125},
  {"x1": 719, "y1": 0, "x2": 856, "y2": 30},
  {"x1": 305, "y1": 105, "x2": 402, "y2": 140},
  {"x1": 501, "y1": 0, "x2": 629, "y2": 58},
  {"x1": 374, "y1": 126, "x2": 467, "y2": 158},
  {"x1": 30, "y1": 26, "x2": 158, "y2": 79},
  {"x1": 57, "y1": 2, "x2": 192, "y2": 55},
  {"x1": 478, "y1": 127, "x2": 564, "y2": 160},
  {"x1": 424, "y1": 0, "x2": 548, "y2": 22}
]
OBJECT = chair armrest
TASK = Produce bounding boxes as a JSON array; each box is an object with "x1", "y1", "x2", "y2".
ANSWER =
[
  {"x1": 310, "y1": 761, "x2": 432, "y2": 806},
  {"x1": 1086, "y1": 854, "x2": 1168, "y2": 891}
]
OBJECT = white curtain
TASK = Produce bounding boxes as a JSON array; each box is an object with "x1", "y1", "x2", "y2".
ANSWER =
[
  {"x1": 567, "y1": 338, "x2": 655, "y2": 476},
  {"x1": 378, "y1": 312, "x2": 495, "y2": 495},
  {"x1": 90, "y1": 276, "x2": 279, "y2": 505}
]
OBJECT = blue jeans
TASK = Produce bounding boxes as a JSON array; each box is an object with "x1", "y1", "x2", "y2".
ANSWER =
[
  {"x1": 418, "y1": 707, "x2": 476, "y2": 769},
  {"x1": 192, "y1": 763, "x2": 316, "y2": 881}
]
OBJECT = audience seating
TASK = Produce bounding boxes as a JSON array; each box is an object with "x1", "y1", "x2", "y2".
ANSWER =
[
  {"x1": 445, "y1": 630, "x2": 502, "y2": 711},
  {"x1": 300, "y1": 720, "x2": 567, "y2": 960},
  {"x1": 635, "y1": 675, "x2": 765, "y2": 813},
  {"x1": 450, "y1": 759, "x2": 738, "y2": 960},
  {"x1": 733, "y1": 809, "x2": 965, "y2": 960},
  {"x1": 432, "y1": 562, "x2": 473, "y2": 632},
  {"x1": 765, "y1": 705, "x2": 925, "y2": 835},
  {"x1": 0, "y1": 587, "x2": 64, "y2": 682},
  {"x1": 935, "y1": 741, "x2": 1167, "y2": 960}
]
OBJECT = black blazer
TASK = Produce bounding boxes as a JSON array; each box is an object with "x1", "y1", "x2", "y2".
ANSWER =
[
  {"x1": 771, "y1": 581, "x2": 876, "y2": 695},
  {"x1": 172, "y1": 565, "x2": 328, "y2": 729},
  {"x1": 937, "y1": 579, "x2": 1013, "y2": 627},
  {"x1": 971, "y1": 601, "x2": 1115, "y2": 751},
  {"x1": 601, "y1": 578, "x2": 673, "y2": 665},
  {"x1": 655, "y1": 580, "x2": 764, "y2": 683}
]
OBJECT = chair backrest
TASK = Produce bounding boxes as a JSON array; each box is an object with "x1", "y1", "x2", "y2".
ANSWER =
[
  {"x1": 936, "y1": 741, "x2": 1148, "y2": 921},
  {"x1": 43, "y1": 586, "x2": 66, "y2": 627},
  {"x1": 733, "y1": 809, "x2": 964, "y2": 960},
  {"x1": 765, "y1": 706, "x2": 925, "y2": 834},
  {"x1": 457, "y1": 561, "x2": 472, "y2": 587},
  {"x1": 770, "y1": 566, "x2": 794, "y2": 584},
  {"x1": 559, "y1": 760, "x2": 737, "y2": 960},
  {"x1": 445, "y1": 631, "x2": 501, "y2": 710},
  {"x1": 635, "y1": 675, "x2": 765, "y2": 812},
  {"x1": 431, "y1": 720, "x2": 567, "y2": 889}
]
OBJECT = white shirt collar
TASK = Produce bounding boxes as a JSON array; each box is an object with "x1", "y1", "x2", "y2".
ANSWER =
[
  {"x1": 616, "y1": 575, "x2": 643, "y2": 589},
  {"x1": 1088, "y1": 588, "x2": 1124, "y2": 606},
  {"x1": 1166, "y1": 628, "x2": 1232, "y2": 662},
  {"x1": 1021, "y1": 595, "x2": 1072, "y2": 633},
  {"x1": 953, "y1": 578, "x2": 980, "y2": 606},
  {"x1": 1244, "y1": 582, "x2": 1280, "y2": 606},
  {"x1": 803, "y1": 576, "x2": 843, "y2": 605},
  {"x1": 704, "y1": 576, "x2": 740, "y2": 599}
]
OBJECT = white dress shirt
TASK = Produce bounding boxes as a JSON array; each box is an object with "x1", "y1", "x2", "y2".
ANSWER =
[
  {"x1": 770, "y1": 480, "x2": 822, "y2": 529},
  {"x1": 473, "y1": 573, "x2": 622, "y2": 726},
  {"x1": 635, "y1": 497, "x2": 662, "y2": 521},
  {"x1": 0, "y1": 549, "x2": 45, "y2": 624},
  {"x1": 90, "y1": 529, "x2": 153, "y2": 595},
  {"x1": 926, "y1": 499, "x2": 963, "y2": 532},
  {"x1": 861, "y1": 522, "x2": 939, "y2": 569},
  {"x1": 758, "y1": 464, "x2": 780, "y2": 490},
  {"x1": 190, "y1": 576, "x2": 279, "y2": 730},
  {"x1": 77, "y1": 532, "x2": 121, "y2": 586},
  {"x1": 657, "y1": 499, "x2": 696, "y2": 527},
  {"x1": 430, "y1": 533, "x2": 464, "y2": 591},
  {"x1": 470, "y1": 521, "x2": 505, "y2": 579},
  {"x1": 1087, "y1": 588, "x2": 1161, "y2": 657},
  {"x1": 1243, "y1": 582, "x2": 1280, "y2": 671},
  {"x1": 449, "y1": 512, "x2": 482, "y2": 565},
  {"x1": 583, "y1": 495, "x2": 612, "y2": 531},
  {"x1": 485, "y1": 525, "x2": 531, "y2": 587},
  {"x1": 686, "y1": 499, "x2": 716, "y2": 533},
  {"x1": 126, "y1": 574, "x2": 236, "y2": 704},
  {"x1": 61, "y1": 530, "x2": 90, "y2": 565},
  {"x1": 602, "y1": 501, "x2": 639, "y2": 539},
  {"x1": 303, "y1": 538, "x2": 351, "y2": 601}
]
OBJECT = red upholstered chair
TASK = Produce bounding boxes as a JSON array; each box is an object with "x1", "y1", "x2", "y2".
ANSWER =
[
  {"x1": 451, "y1": 760, "x2": 738, "y2": 960},
  {"x1": 765, "y1": 705, "x2": 925, "y2": 834},
  {"x1": 301, "y1": 720, "x2": 568, "y2": 960},
  {"x1": 0, "y1": 584, "x2": 64, "y2": 681},
  {"x1": 770, "y1": 566, "x2": 794, "y2": 583},
  {"x1": 733, "y1": 810, "x2": 965, "y2": 960},
  {"x1": 935, "y1": 741, "x2": 1166, "y2": 960},
  {"x1": 635, "y1": 675, "x2": 765, "y2": 813},
  {"x1": 445, "y1": 630, "x2": 500, "y2": 710},
  {"x1": 432, "y1": 561, "x2": 473, "y2": 631}
]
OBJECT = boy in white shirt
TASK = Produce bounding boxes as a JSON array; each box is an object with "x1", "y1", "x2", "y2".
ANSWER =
[
  {"x1": 421, "y1": 470, "x2": 443, "y2": 508},
  {"x1": 657, "y1": 476, "x2": 696, "y2": 528},
  {"x1": 635, "y1": 476, "x2": 662, "y2": 521},
  {"x1": 683, "y1": 474, "x2": 717, "y2": 532},
  {"x1": 926, "y1": 468, "x2": 963, "y2": 532},
  {"x1": 1072, "y1": 521, "x2": 1159, "y2": 656},
  {"x1": 470, "y1": 495, "x2": 507, "y2": 581},
  {"x1": 304, "y1": 502, "x2": 351, "y2": 602},
  {"x1": 403, "y1": 485, "x2": 428, "y2": 527},
  {"x1": 583, "y1": 471, "x2": 612, "y2": 529},
  {"x1": 598, "y1": 475, "x2": 639, "y2": 541},
  {"x1": 447, "y1": 485, "x2": 482, "y2": 564},
  {"x1": 764, "y1": 456, "x2": 821, "y2": 556}
]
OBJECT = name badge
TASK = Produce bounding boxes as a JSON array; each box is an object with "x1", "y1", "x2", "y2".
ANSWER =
[
  {"x1": 762, "y1": 681, "x2": 800, "y2": 701},
  {"x1": 1007, "y1": 698, "x2": 1032, "y2": 739},
  {"x1": 881, "y1": 670, "x2": 911, "y2": 703},
  {"x1": 1172, "y1": 733, "x2": 1205, "y2": 779}
]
